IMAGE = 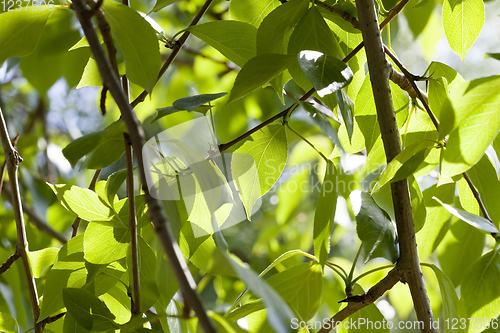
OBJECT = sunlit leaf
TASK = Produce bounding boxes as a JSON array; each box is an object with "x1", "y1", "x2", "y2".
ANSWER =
[
  {"x1": 231, "y1": 125, "x2": 287, "y2": 220},
  {"x1": 442, "y1": 0, "x2": 484, "y2": 60},
  {"x1": 27, "y1": 247, "x2": 59, "y2": 278},
  {"x1": 229, "y1": 0, "x2": 280, "y2": 27},
  {"x1": 84, "y1": 223, "x2": 130, "y2": 264}
]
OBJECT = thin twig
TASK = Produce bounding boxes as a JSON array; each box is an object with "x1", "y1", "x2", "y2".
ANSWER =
[
  {"x1": 383, "y1": 45, "x2": 438, "y2": 129},
  {"x1": 0, "y1": 251, "x2": 21, "y2": 274},
  {"x1": 0, "y1": 107, "x2": 41, "y2": 332},
  {"x1": 124, "y1": 133, "x2": 141, "y2": 315},
  {"x1": 71, "y1": 169, "x2": 101, "y2": 237},
  {"x1": 318, "y1": 268, "x2": 400, "y2": 333},
  {"x1": 71, "y1": 1, "x2": 216, "y2": 331},
  {"x1": 131, "y1": 0, "x2": 214, "y2": 107},
  {"x1": 0, "y1": 133, "x2": 20, "y2": 193}
]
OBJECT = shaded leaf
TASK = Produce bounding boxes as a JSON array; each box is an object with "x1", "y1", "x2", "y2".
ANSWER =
[
  {"x1": 314, "y1": 161, "x2": 338, "y2": 267},
  {"x1": 150, "y1": 0, "x2": 179, "y2": 12},
  {"x1": 63, "y1": 288, "x2": 118, "y2": 331},
  {"x1": 228, "y1": 54, "x2": 297, "y2": 103},
  {"x1": 101, "y1": 1, "x2": 161, "y2": 93},
  {"x1": 187, "y1": 21, "x2": 257, "y2": 67},
  {"x1": 298, "y1": 50, "x2": 353, "y2": 97},
  {"x1": 356, "y1": 192, "x2": 399, "y2": 263},
  {"x1": 336, "y1": 89, "x2": 355, "y2": 141}
]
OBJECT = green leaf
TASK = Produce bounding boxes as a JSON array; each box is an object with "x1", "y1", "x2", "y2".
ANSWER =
[
  {"x1": 434, "y1": 197, "x2": 499, "y2": 233},
  {"x1": 287, "y1": 6, "x2": 344, "y2": 91},
  {"x1": 298, "y1": 50, "x2": 353, "y2": 97},
  {"x1": 356, "y1": 192, "x2": 399, "y2": 263},
  {"x1": 426, "y1": 61, "x2": 465, "y2": 90},
  {"x1": 438, "y1": 74, "x2": 500, "y2": 140},
  {"x1": 442, "y1": 0, "x2": 484, "y2": 60},
  {"x1": 150, "y1": 0, "x2": 179, "y2": 12},
  {"x1": 267, "y1": 262, "x2": 323, "y2": 321},
  {"x1": 0, "y1": 8, "x2": 53, "y2": 64},
  {"x1": 228, "y1": 54, "x2": 297, "y2": 103},
  {"x1": 27, "y1": 247, "x2": 59, "y2": 278},
  {"x1": 39, "y1": 235, "x2": 88, "y2": 321},
  {"x1": 217, "y1": 250, "x2": 295, "y2": 333},
  {"x1": 438, "y1": 218, "x2": 486, "y2": 286},
  {"x1": 0, "y1": 312, "x2": 18, "y2": 333},
  {"x1": 314, "y1": 161, "x2": 338, "y2": 267},
  {"x1": 486, "y1": 53, "x2": 500, "y2": 61},
  {"x1": 428, "y1": 77, "x2": 448, "y2": 118},
  {"x1": 373, "y1": 140, "x2": 436, "y2": 192},
  {"x1": 62, "y1": 120, "x2": 127, "y2": 169},
  {"x1": 84, "y1": 223, "x2": 130, "y2": 265},
  {"x1": 19, "y1": 9, "x2": 89, "y2": 94},
  {"x1": 187, "y1": 21, "x2": 257, "y2": 67},
  {"x1": 63, "y1": 312, "x2": 91, "y2": 333},
  {"x1": 229, "y1": 0, "x2": 280, "y2": 27},
  {"x1": 466, "y1": 155, "x2": 500, "y2": 227},
  {"x1": 105, "y1": 170, "x2": 127, "y2": 208},
  {"x1": 63, "y1": 288, "x2": 118, "y2": 331},
  {"x1": 426, "y1": 61, "x2": 464, "y2": 117},
  {"x1": 416, "y1": 183, "x2": 454, "y2": 260},
  {"x1": 101, "y1": 0, "x2": 161, "y2": 93},
  {"x1": 440, "y1": 78, "x2": 500, "y2": 177},
  {"x1": 461, "y1": 250, "x2": 500, "y2": 333},
  {"x1": 128, "y1": 236, "x2": 159, "y2": 312},
  {"x1": 232, "y1": 124, "x2": 288, "y2": 219},
  {"x1": 336, "y1": 89, "x2": 355, "y2": 141},
  {"x1": 424, "y1": 264, "x2": 464, "y2": 333},
  {"x1": 172, "y1": 92, "x2": 227, "y2": 111},
  {"x1": 48, "y1": 184, "x2": 122, "y2": 227},
  {"x1": 256, "y1": 0, "x2": 309, "y2": 54}
]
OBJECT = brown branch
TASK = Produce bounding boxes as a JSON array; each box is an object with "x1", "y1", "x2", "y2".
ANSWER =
[
  {"x1": 318, "y1": 268, "x2": 400, "y2": 332},
  {"x1": 71, "y1": 169, "x2": 101, "y2": 238},
  {"x1": 71, "y1": 1, "x2": 216, "y2": 331},
  {"x1": 0, "y1": 251, "x2": 21, "y2": 274},
  {"x1": 356, "y1": 0, "x2": 435, "y2": 331},
  {"x1": 314, "y1": 0, "x2": 360, "y2": 30},
  {"x1": 0, "y1": 107, "x2": 41, "y2": 332},
  {"x1": 383, "y1": 46, "x2": 437, "y2": 129},
  {"x1": 130, "y1": 0, "x2": 213, "y2": 107},
  {"x1": 124, "y1": 134, "x2": 141, "y2": 315}
]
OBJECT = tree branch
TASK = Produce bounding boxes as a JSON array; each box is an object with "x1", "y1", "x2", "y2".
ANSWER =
[
  {"x1": 0, "y1": 107, "x2": 41, "y2": 332},
  {"x1": 355, "y1": 0, "x2": 435, "y2": 331},
  {"x1": 0, "y1": 251, "x2": 21, "y2": 274},
  {"x1": 71, "y1": 1, "x2": 216, "y2": 331},
  {"x1": 131, "y1": 0, "x2": 213, "y2": 107},
  {"x1": 124, "y1": 133, "x2": 141, "y2": 315},
  {"x1": 318, "y1": 268, "x2": 400, "y2": 333}
]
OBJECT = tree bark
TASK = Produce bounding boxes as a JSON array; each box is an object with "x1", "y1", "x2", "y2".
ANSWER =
[{"x1": 355, "y1": 0, "x2": 436, "y2": 331}]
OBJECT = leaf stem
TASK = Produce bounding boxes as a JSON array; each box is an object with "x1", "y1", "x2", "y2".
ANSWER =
[
  {"x1": 347, "y1": 244, "x2": 363, "y2": 283},
  {"x1": 351, "y1": 264, "x2": 395, "y2": 284},
  {"x1": 285, "y1": 121, "x2": 329, "y2": 162},
  {"x1": 325, "y1": 262, "x2": 348, "y2": 281}
]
